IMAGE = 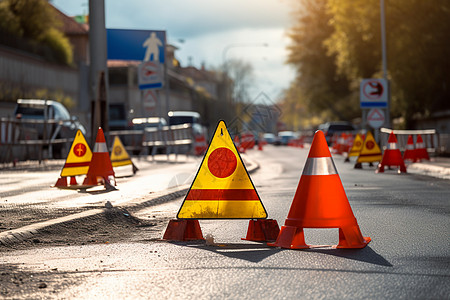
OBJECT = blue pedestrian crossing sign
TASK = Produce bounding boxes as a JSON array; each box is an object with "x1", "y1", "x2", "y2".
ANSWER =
[{"x1": 107, "y1": 29, "x2": 166, "y2": 63}]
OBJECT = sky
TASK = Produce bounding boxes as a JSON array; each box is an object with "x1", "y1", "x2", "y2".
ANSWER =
[{"x1": 51, "y1": 0, "x2": 296, "y2": 103}]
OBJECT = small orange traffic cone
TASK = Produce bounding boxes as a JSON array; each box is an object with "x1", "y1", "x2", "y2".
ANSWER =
[
  {"x1": 242, "y1": 219, "x2": 280, "y2": 242},
  {"x1": 268, "y1": 130, "x2": 371, "y2": 249},
  {"x1": 162, "y1": 219, "x2": 204, "y2": 241},
  {"x1": 415, "y1": 134, "x2": 430, "y2": 161},
  {"x1": 403, "y1": 135, "x2": 417, "y2": 162},
  {"x1": 234, "y1": 135, "x2": 245, "y2": 153},
  {"x1": 258, "y1": 140, "x2": 263, "y2": 151},
  {"x1": 377, "y1": 131, "x2": 407, "y2": 173},
  {"x1": 332, "y1": 133, "x2": 343, "y2": 154},
  {"x1": 194, "y1": 134, "x2": 208, "y2": 156},
  {"x1": 83, "y1": 128, "x2": 116, "y2": 189}
]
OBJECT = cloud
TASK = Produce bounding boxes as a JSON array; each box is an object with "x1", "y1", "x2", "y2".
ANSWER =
[{"x1": 105, "y1": 0, "x2": 292, "y2": 39}]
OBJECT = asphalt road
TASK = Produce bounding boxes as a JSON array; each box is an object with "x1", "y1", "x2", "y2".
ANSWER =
[{"x1": 1, "y1": 145, "x2": 449, "y2": 299}]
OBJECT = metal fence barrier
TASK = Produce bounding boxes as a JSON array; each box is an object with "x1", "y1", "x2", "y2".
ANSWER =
[
  {"x1": 0, "y1": 117, "x2": 76, "y2": 163},
  {"x1": 142, "y1": 123, "x2": 195, "y2": 159},
  {"x1": 379, "y1": 128, "x2": 439, "y2": 155},
  {"x1": 108, "y1": 123, "x2": 196, "y2": 159},
  {"x1": 1, "y1": 116, "x2": 199, "y2": 164}
]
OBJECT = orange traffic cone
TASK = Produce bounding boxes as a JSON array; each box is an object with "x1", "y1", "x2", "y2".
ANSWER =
[
  {"x1": 194, "y1": 134, "x2": 208, "y2": 156},
  {"x1": 377, "y1": 131, "x2": 407, "y2": 173},
  {"x1": 403, "y1": 135, "x2": 417, "y2": 162},
  {"x1": 268, "y1": 130, "x2": 371, "y2": 249},
  {"x1": 83, "y1": 128, "x2": 116, "y2": 189},
  {"x1": 415, "y1": 134, "x2": 430, "y2": 161}
]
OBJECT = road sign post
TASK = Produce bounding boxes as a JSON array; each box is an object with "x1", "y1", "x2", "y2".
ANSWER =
[
  {"x1": 361, "y1": 78, "x2": 389, "y2": 138},
  {"x1": 106, "y1": 28, "x2": 167, "y2": 118}
]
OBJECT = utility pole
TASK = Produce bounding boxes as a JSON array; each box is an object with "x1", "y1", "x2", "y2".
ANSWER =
[
  {"x1": 380, "y1": 0, "x2": 390, "y2": 128},
  {"x1": 89, "y1": 0, "x2": 109, "y2": 145}
]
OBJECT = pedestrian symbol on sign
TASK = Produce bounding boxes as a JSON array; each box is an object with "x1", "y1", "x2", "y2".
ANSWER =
[{"x1": 143, "y1": 32, "x2": 163, "y2": 62}]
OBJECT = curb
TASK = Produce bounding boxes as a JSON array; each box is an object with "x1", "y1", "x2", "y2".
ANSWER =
[
  {"x1": 407, "y1": 163, "x2": 450, "y2": 180},
  {"x1": 0, "y1": 157, "x2": 261, "y2": 247}
]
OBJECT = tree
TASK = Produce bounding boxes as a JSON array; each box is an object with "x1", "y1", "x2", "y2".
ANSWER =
[
  {"x1": 0, "y1": 0, "x2": 73, "y2": 65},
  {"x1": 281, "y1": 0, "x2": 354, "y2": 128},
  {"x1": 326, "y1": 0, "x2": 450, "y2": 127},
  {"x1": 386, "y1": 0, "x2": 450, "y2": 127},
  {"x1": 283, "y1": 0, "x2": 450, "y2": 129},
  {"x1": 226, "y1": 58, "x2": 255, "y2": 104}
]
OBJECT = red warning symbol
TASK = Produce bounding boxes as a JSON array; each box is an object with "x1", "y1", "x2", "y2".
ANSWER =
[
  {"x1": 207, "y1": 147, "x2": 237, "y2": 178},
  {"x1": 73, "y1": 143, "x2": 87, "y2": 157},
  {"x1": 366, "y1": 141, "x2": 375, "y2": 150}
]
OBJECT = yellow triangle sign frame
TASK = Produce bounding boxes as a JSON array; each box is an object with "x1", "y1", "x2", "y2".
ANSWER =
[
  {"x1": 60, "y1": 130, "x2": 92, "y2": 177},
  {"x1": 357, "y1": 131, "x2": 382, "y2": 163},
  {"x1": 348, "y1": 133, "x2": 364, "y2": 157},
  {"x1": 110, "y1": 136, "x2": 133, "y2": 167},
  {"x1": 177, "y1": 120, "x2": 267, "y2": 219}
]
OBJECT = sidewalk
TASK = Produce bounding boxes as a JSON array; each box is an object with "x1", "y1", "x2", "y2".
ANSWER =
[
  {"x1": 0, "y1": 153, "x2": 259, "y2": 246},
  {"x1": 407, "y1": 156, "x2": 450, "y2": 180}
]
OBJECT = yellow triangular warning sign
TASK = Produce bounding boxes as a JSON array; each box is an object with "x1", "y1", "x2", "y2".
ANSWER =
[
  {"x1": 356, "y1": 131, "x2": 382, "y2": 163},
  {"x1": 110, "y1": 136, "x2": 133, "y2": 168},
  {"x1": 348, "y1": 133, "x2": 364, "y2": 158},
  {"x1": 60, "y1": 130, "x2": 92, "y2": 177},
  {"x1": 177, "y1": 120, "x2": 267, "y2": 219}
]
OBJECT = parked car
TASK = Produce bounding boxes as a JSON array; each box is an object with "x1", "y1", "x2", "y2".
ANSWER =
[
  {"x1": 132, "y1": 117, "x2": 167, "y2": 155},
  {"x1": 168, "y1": 111, "x2": 207, "y2": 137},
  {"x1": 278, "y1": 131, "x2": 298, "y2": 146},
  {"x1": 109, "y1": 103, "x2": 132, "y2": 131},
  {"x1": 168, "y1": 111, "x2": 208, "y2": 154},
  {"x1": 317, "y1": 121, "x2": 356, "y2": 145},
  {"x1": 14, "y1": 99, "x2": 86, "y2": 158},
  {"x1": 262, "y1": 133, "x2": 276, "y2": 144}
]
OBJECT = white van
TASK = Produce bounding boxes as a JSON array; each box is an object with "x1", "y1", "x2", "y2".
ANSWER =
[{"x1": 167, "y1": 111, "x2": 206, "y2": 137}]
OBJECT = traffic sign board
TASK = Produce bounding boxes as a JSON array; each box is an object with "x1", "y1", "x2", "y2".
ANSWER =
[
  {"x1": 360, "y1": 78, "x2": 388, "y2": 108},
  {"x1": 138, "y1": 61, "x2": 163, "y2": 90},
  {"x1": 107, "y1": 29, "x2": 166, "y2": 62},
  {"x1": 142, "y1": 90, "x2": 157, "y2": 109},
  {"x1": 367, "y1": 108, "x2": 385, "y2": 129}
]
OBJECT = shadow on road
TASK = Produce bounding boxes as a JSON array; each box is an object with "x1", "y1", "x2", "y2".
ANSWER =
[
  {"x1": 309, "y1": 246, "x2": 393, "y2": 267},
  {"x1": 174, "y1": 242, "x2": 282, "y2": 263},
  {"x1": 170, "y1": 241, "x2": 391, "y2": 266}
]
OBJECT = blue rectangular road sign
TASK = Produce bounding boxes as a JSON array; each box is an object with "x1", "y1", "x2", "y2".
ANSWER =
[
  {"x1": 107, "y1": 29, "x2": 166, "y2": 62},
  {"x1": 361, "y1": 102, "x2": 387, "y2": 108},
  {"x1": 360, "y1": 78, "x2": 388, "y2": 108}
]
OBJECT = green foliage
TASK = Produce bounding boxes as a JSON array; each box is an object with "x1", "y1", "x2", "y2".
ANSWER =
[
  {"x1": 0, "y1": 0, "x2": 73, "y2": 66},
  {"x1": 0, "y1": 1, "x2": 22, "y2": 35},
  {"x1": 282, "y1": 0, "x2": 450, "y2": 129},
  {"x1": 42, "y1": 28, "x2": 73, "y2": 65},
  {"x1": 281, "y1": 0, "x2": 355, "y2": 127}
]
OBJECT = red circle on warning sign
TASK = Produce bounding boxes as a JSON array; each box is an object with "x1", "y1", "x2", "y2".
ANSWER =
[
  {"x1": 114, "y1": 146, "x2": 122, "y2": 156},
  {"x1": 356, "y1": 141, "x2": 362, "y2": 147},
  {"x1": 73, "y1": 143, "x2": 87, "y2": 157},
  {"x1": 207, "y1": 147, "x2": 237, "y2": 178},
  {"x1": 366, "y1": 140, "x2": 375, "y2": 150}
]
